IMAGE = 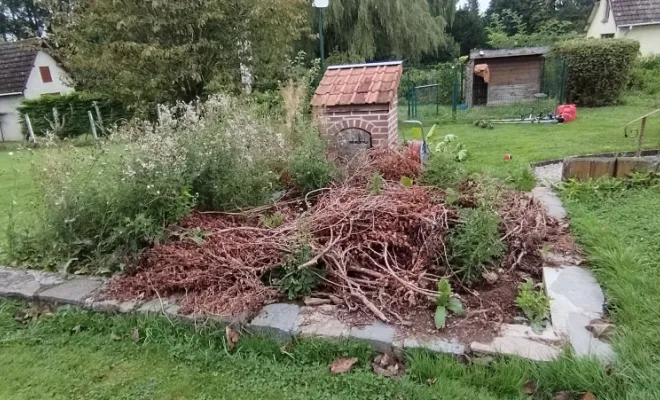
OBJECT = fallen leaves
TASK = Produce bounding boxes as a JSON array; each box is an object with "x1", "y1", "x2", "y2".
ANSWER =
[
  {"x1": 329, "y1": 357, "x2": 358, "y2": 374},
  {"x1": 372, "y1": 352, "x2": 404, "y2": 379},
  {"x1": 581, "y1": 393, "x2": 596, "y2": 400},
  {"x1": 523, "y1": 380, "x2": 537, "y2": 395},
  {"x1": 225, "y1": 326, "x2": 240, "y2": 351}
]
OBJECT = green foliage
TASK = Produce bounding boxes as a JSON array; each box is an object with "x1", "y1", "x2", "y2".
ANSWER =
[
  {"x1": 260, "y1": 212, "x2": 286, "y2": 229},
  {"x1": 17, "y1": 92, "x2": 129, "y2": 139},
  {"x1": 0, "y1": 0, "x2": 50, "y2": 39},
  {"x1": 448, "y1": 208, "x2": 504, "y2": 286},
  {"x1": 273, "y1": 244, "x2": 322, "y2": 300},
  {"x1": 628, "y1": 55, "x2": 660, "y2": 96},
  {"x1": 401, "y1": 63, "x2": 459, "y2": 105},
  {"x1": 400, "y1": 176, "x2": 414, "y2": 188},
  {"x1": 552, "y1": 39, "x2": 640, "y2": 106},
  {"x1": 324, "y1": 0, "x2": 451, "y2": 61},
  {"x1": 434, "y1": 278, "x2": 465, "y2": 329},
  {"x1": 51, "y1": 0, "x2": 308, "y2": 110},
  {"x1": 486, "y1": 11, "x2": 578, "y2": 49},
  {"x1": 367, "y1": 172, "x2": 384, "y2": 195},
  {"x1": 288, "y1": 132, "x2": 336, "y2": 195},
  {"x1": 560, "y1": 173, "x2": 660, "y2": 202},
  {"x1": 503, "y1": 163, "x2": 536, "y2": 192},
  {"x1": 5, "y1": 96, "x2": 299, "y2": 273},
  {"x1": 515, "y1": 279, "x2": 550, "y2": 331},
  {"x1": 422, "y1": 152, "x2": 465, "y2": 188},
  {"x1": 449, "y1": 7, "x2": 487, "y2": 56}
]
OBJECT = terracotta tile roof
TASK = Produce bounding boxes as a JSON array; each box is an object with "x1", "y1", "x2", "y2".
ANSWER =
[
  {"x1": 611, "y1": 0, "x2": 660, "y2": 26},
  {"x1": 311, "y1": 61, "x2": 403, "y2": 107},
  {"x1": 0, "y1": 40, "x2": 39, "y2": 95}
]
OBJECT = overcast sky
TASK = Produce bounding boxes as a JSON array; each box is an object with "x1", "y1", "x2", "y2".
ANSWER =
[{"x1": 457, "y1": 0, "x2": 490, "y2": 14}]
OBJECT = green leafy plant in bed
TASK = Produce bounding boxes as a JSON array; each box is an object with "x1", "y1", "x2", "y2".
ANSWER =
[{"x1": 434, "y1": 278, "x2": 465, "y2": 329}]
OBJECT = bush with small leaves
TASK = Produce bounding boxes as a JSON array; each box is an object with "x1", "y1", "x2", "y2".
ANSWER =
[{"x1": 447, "y1": 207, "x2": 505, "y2": 286}]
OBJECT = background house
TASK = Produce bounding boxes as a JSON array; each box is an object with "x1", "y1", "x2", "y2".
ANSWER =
[
  {"x1": 0, "y1": 41, "x2": 74, "y2": 141},
  {"x1": 465, "y1": 47, "x2": 552, "y2": 107},
  {"x1": 585, "y1": 0, "x2": 660, "y2": 56}
]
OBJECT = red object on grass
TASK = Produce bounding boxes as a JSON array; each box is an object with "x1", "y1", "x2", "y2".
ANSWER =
[
  {"x1": 556, "y1": 104, "x2": 577, "y2": 122},
  {"x1": 504, "y1": 154, "x2": 512, "y2": 160}
]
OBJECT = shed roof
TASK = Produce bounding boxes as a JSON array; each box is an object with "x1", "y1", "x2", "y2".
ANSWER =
[
  {"x1": 469, "y1": 47, "x2": 551, "y2": 60},
  {"x1": 611, "y1": 0, "x2": 660, "y2": 26},
  {"x1": 311, "y1": 61, "x2": 403, "y2": 107},
  {"x1": 0, "y1": 41, "x2": 39, "y2": 95}
]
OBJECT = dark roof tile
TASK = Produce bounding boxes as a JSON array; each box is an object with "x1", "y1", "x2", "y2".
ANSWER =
[
  {"x1": 611, "y1": 0, "x2": 660, "y2": 26},
  {"x1": 0, "y1": 41, "x2": 39, "y2": 95}
]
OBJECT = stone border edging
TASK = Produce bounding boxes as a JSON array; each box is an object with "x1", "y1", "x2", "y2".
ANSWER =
[{"x1": 529, "y1": 148, "x2": 660, "y2": 168}]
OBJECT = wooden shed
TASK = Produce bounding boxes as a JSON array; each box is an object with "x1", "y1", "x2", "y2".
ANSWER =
[
  {"x1": 311, "y1": 61, "x2": 402, "y2": 160},
  {"x1": 466, "y1": 47, "x2": 550, "y2": 107}
]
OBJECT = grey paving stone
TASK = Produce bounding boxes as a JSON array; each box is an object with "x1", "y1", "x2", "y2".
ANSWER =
[
  {"x1": 348, "y1": 321, "x2": 395, "y2": 351},
  {"x1": 249, "y1": 303, "x2": 300, "y2": 340},
  {"x1": 296, "y1": 306, "x2": 350, "y2": 339},
  {"x1": 567, "y1": 313, "x2": 615, "y2": 363},
  {"x1": 544, "y1": 266, "x2": 605, "y2": 336},
  {"x1": 531, "y1": 187, "x2": 567, "y2": 220},
  {"x1": 138, "y1": 298, "x2": 167, "y2": 313},
  {"x1": 470, "y1": 336, "x2": 561, "y2": 362},
  {"x1": 0, "y1": 267, "x2": 42, "y2": 298},
  {"x1": 500, "y1": 323, "x2": 561, "y2": 342},
  {"x1": 37, "y1": 278, "x2": 103, "y2": 306},
  {"x1": 400, "y1": 337, "x2": 466, "y2": 355}
]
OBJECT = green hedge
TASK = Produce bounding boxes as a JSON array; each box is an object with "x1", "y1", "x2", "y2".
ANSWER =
[
  {"x1": 552, "y1": 39, "x2": 640, "y2": 106},
  {"x1": 18, "y1": 92, "x2": 130, "y2": 138}
]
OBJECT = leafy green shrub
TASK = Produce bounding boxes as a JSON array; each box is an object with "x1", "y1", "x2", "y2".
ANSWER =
[
  {"x1": 17, "y1": 92, "x2": 129, "y2": 139},
  {"x1": 288, "y1": 131, "x2": 336, "y2": 194},
  {"x1": 6, "y1": 96, "x2": 296, "y2": 273},
  {"x1": 260, "y1": 212, "x2": 286, "y2": 229},
  {"x1": 552, "y1": 39, "x2": 640, "y2": 106},
  {"x1": 434, "y1": 278, "x2": 465, "y2": 329},
  {"x1": 515, "y1": 279, "x2": 550, "y2": 331},
  {"x1": 422, "y1": 153, "x2": 464, "y2": 188},
  {"x1": 272, "y1": 244, "x2": 322, "y2": 300},
  {"x1": 628, "y1": 55, "x2": 660, "y2": 96},
  {"x1": 448, "y1": 208, "x2": 505, "y2": 285}
]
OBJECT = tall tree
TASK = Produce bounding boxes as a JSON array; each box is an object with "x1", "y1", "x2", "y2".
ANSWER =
[
  {"x1": 324, "y1": 0, "x2": 452, "y2": 61},
  {"x1": 51, "y1": 0, "x2": 308, "y2": 110},
  {"x1": 0, "y1": 0, "x2": 50, "y2": 39},
  {"x1": 450, "y1": 6, "x2": 487, "y2": 56}
]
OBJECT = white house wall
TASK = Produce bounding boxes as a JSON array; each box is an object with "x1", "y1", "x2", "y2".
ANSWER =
[
  {"x1": 587, "y1": 0, "x2": 660, "y2": 56},
  {"x1": 0, "y1": 95, "x2": 25, "y2": 141},
  {"x1": 621, "y1": 25, "x2": 660, "y2": 56},
  {"x1": 23, "y1": 51, "x2": 74, "y2": 100},
  {"x1": 586, "y1": 1, "x2": 617, "y2": 37}
]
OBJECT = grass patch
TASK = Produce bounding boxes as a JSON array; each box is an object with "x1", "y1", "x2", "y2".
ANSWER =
[
  {"x1": 561, "y1": 185, "x2": 660, "y2": 398},
  {"x1": 0, "y1": 300, "x2": 529, "y2": 400},
  {"x1": 401, "y1": 101, "x2": 660, "y2": 176}
]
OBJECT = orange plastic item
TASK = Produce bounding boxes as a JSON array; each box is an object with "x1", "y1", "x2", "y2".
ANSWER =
[{"x1": 556, "y1": 104, "x2": 577, "y2": 122}]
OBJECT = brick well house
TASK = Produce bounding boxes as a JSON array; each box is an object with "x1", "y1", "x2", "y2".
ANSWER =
[{"x1": 311, "y1": 61, "x2": 402, "y2": 159}]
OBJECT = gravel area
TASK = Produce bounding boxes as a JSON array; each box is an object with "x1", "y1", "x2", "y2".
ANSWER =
[{"x1": 533, "y1": 162, "x2": 562, "y2": 187}]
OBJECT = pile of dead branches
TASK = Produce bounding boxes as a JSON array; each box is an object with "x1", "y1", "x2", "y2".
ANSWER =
[
  {"x1": 499, "y1": 191, "x2": 571, "y2": 274},
  {"x1": 106, "y1": 148, "x2": 570, "y2": 323},
  {"x1": 107, "y1": 181, "x2": 454, "y2": 321}
]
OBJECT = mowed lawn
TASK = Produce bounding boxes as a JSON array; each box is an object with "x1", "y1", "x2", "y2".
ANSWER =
[{"x1": 400, "y1": 100, "x2": 660, "y2": 173}]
